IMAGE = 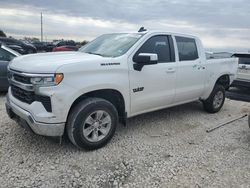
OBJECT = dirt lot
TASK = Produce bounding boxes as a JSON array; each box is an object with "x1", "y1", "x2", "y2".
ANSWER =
[{"x1": 0, "y1": 92, "x2": 250, "y2": 188}]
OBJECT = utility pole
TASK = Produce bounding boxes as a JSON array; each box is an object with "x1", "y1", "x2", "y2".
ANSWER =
[{"x1": 41, "y1": 12, "x2": 43, "y2": 42}]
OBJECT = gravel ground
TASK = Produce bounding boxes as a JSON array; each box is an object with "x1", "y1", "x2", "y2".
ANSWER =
[{"x1": 0, "y1": 92, "x2": 250, "y2": 188}]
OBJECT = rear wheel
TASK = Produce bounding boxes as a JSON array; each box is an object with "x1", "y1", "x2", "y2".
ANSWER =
[
  {"x1": 66, "y1": 98, "x2": 118, "y2": 150},
  {"x1": 203, "y1": 84, "x2": 225, "y2": 113}
]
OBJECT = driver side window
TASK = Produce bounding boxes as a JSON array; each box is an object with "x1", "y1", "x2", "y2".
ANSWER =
[
  {"x1": 133, "y1": 35, "x2": 174, "y2": 63},
  {"x1": 0, "y1": 48, "x2": 15, "y2": 61}
]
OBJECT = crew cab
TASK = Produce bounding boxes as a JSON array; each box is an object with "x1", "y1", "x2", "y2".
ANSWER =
[{"x1": 5, "y1": 30, "x2": 238, "y2": 150}]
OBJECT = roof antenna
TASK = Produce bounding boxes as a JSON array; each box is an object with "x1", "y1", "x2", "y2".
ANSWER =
[{"x1": 138, "y1": 27, "x2": 147, "y2": 32}]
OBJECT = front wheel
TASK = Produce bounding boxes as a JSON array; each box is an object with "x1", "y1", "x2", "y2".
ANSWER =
[
  {"x1": 66, "y1": 98, "x2": 118, "y2": 150},
  {"x1": 203, "y1": 84, "x2": 225, "y2": 113}
]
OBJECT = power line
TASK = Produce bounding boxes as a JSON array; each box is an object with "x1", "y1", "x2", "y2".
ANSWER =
[{"x1": 41, "y1": 12, "x2": 43, "y2": 42}]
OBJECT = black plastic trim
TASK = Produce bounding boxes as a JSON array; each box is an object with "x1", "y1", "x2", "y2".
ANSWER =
[{"x1": 11, "y1": 85, "x2": 52, "y2": 112}]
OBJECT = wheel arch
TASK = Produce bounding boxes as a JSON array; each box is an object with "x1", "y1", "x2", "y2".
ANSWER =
[
  {"x1": 215, "y1": 74, "x2": 230, "y2": 90},
  {"x1": 201, "y1": 73, "x2": 231, "y2": 100},
  {"x1": 67, "y1": 89, "x2": 127, "y2": 126}
]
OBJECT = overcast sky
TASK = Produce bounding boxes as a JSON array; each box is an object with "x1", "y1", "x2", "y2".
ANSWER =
[{"x1": 0, "y1": 0, "x2": 250, "y2": 51}]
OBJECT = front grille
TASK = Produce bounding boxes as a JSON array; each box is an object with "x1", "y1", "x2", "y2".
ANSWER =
[
  {"x1": 11, "y1": 85, "x2": 52, "y2": 112},
  {"x1": 13, "y1": 74, "x2": 31, "y2": 84},
  {"x1": 11, "y1": 84, "x2": 34, "y2": 104}
]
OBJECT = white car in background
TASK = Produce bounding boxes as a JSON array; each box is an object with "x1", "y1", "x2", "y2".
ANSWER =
[{"x1": 232, "y1": 53, "x2": 250, "y2": 88}]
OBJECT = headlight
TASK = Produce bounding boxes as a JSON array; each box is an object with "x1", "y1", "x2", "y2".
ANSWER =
[{"x1": 30, "y1": 73, "x2": 64, "y2": 86}]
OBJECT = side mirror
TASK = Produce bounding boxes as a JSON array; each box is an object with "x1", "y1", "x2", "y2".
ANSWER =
[{"x1": 134, "y1": 53, "x2": 158, "y2": 71}]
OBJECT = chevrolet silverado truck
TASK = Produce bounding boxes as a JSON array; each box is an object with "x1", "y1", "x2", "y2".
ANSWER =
[{"x1": 5, "y1": 31, "x2": 238, "y2": 150}]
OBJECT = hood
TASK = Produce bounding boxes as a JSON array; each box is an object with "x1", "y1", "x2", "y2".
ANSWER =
[{"x1": 9, "y1": 52, "x2": 103, "y2": 73}]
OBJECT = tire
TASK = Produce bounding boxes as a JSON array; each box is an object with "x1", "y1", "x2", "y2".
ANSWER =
[
  {"x1": 203, "y1": 84, "x2": 225, "y2": 113},
  {"x1": 66, "y1": 98, "x2": 118, "y2": 150}
]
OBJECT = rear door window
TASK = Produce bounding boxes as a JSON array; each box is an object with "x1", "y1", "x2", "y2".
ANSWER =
[{"x1": 175, "y1": 36, "x2": 199, "y2": 61}]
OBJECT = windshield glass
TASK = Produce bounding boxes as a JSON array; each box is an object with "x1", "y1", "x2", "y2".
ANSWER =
[{"x1": 79, "y1": 33, "x2": 143, "y2": 57}]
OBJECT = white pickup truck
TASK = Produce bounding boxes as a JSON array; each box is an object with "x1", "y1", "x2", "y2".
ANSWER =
[{"x1": 6, "y1": 30, "x2": 238, "y2": 150}]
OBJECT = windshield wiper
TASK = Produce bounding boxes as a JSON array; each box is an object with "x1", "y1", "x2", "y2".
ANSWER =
[{"x1": 85, "y1": 52, "x2": 103, "y2": 57}]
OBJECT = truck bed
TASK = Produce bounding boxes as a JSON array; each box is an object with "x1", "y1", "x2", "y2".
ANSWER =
[{"x1": 201, "y1": 57, "x2": 238, "y2": 99}]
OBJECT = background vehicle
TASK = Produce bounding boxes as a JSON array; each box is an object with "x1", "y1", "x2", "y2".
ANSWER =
[
  {"x1": 7, "y1": 44, "x2": 25, "y2": 54},
  {"x1": 5, "y1": 31, "x2": 238, "y2": 150},
  {"x1": 31, "y1": 41, "x2": 56, "y2": 52},
  {"x1": 0, "y1": 37, "x2": 37, "y2": 54},
  {"x1": 0, "y1": 43, "x2": 19, "y2": 91},
  {"x1": 43, "y1": 42, "x2": 55, "y2": 52},
  {"x1": 54, "y1": 40, "x2": 76, "y2": 47},
  {"x1": 231, "y1": 53, "x2": 250, "y2": 88},
  {"x1": 52, "y1": 46, "x2": 78, "y2": 52},
  {"x1": 32, "y1": 41, "x2": 46, "y2": 51},
  {"x1": 206, "y1": 52, "x2": 233, "y2": 59}
]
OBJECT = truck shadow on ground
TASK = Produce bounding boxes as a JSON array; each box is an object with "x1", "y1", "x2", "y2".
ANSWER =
[
  {"x1": 226, "y1": 87, "x2": 250, "y2": 102},
  {"x1": 0, "y1": 91, "x2": 7, "y2": 97}
]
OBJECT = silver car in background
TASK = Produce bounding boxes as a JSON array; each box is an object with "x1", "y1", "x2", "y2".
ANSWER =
[{"x1": 232, "y1": 53, "x2": 250, "y2": 89}]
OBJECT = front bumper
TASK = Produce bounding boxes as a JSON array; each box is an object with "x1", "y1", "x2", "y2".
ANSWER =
[{"x1": 6, "y1": 95, "x2": 65, "y2": 137}]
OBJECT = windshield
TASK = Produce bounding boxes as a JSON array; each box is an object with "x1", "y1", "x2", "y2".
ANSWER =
[{"x1": 79, "y1": 33, "x2": 143, "y2": 57}]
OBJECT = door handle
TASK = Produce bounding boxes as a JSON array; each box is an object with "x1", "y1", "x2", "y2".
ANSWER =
[{"x1": 166, "y1": 68, "x2": 175, "y2": 73}]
